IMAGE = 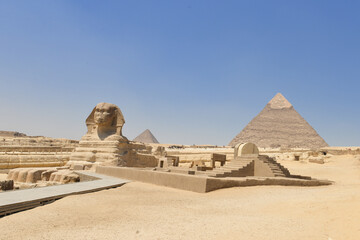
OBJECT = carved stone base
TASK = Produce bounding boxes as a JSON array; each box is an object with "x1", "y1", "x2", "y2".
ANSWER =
[{"x1": 69, "y1": 138, "x2": 130, "y2": 166}]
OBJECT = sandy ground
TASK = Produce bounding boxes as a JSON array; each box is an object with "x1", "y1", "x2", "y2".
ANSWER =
[{"x1": 0, "y1": 155, "x2": 360, "y2": 240}]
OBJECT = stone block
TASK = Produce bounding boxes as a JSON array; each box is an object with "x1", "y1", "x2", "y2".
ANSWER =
[
  {"x1": 73, "y1": 164, "x2": 85, "y2": 170},
  {"x1": 26, "y1": 169, "x2": 46, "y2": 183},
  {"x1": 0, "y1": 180, "x2": 14, "y2": 191},
  {"x1": 41, "y1": 169, "x2": 58, "y2": 181},
  {"x1": 61, "y1": 173, "x2": 80, "y2": 184}
]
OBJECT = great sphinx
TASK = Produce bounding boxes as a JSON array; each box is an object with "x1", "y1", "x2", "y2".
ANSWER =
[
  {"x1": 69, "y1": 102, "x2": 159, "y2": 168},
  {"x1": 69, "y1": 102, "x2": 130, "y2": 166},
  {"x1": 82, "y1": 102, "x2": 127, "y2": 141}
]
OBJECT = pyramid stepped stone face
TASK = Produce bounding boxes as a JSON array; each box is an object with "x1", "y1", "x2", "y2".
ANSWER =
[
  {"x1": 133, "y1": 129, "x2": 159, "y2": 144},
  {"x1": 229, "y1": 93, "x2": 328, "y2": 149}
]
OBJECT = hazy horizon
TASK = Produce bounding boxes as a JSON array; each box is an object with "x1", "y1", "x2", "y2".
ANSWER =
[{"x1": 1, "y1": 1, "x2": 359, "y2": 146}]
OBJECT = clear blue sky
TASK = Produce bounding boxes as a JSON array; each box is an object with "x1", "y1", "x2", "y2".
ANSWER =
[{"x1": 0, "y1": 0, "x2": 359, "y2": 146}]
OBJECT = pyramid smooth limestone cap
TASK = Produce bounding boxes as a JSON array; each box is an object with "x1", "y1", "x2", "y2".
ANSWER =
[{"x1": 268, "y1": 93, "x2": 293, "y2": 109}]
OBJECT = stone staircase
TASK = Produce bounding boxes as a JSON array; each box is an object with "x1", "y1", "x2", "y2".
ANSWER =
[
  {"x1": 258, "y1": 155, "x2": 291, "y2": 177},
  {"x1": 204, "y1": 155, "x2": 291, "y2": 178},
  {"x1": 206, "y1": 156, "x2": 255, "y2": 178}
]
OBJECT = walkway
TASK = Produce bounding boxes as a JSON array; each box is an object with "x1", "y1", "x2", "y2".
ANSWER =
[{"x1": 0, "y1": 171, "x2": 129, "y2": 217}]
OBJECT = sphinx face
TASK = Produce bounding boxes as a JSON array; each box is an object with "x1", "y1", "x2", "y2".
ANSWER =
[{"x1": 94, "y1": 103, "x2": 115, "y2": 126}]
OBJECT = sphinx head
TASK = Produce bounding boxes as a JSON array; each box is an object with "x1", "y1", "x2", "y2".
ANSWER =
[
  {"x1": 94, "y1": 103, "x2": 117, "y2": 126},
  {"x1": 85, "y1": 102, "x2": 125, "y2": 139}
]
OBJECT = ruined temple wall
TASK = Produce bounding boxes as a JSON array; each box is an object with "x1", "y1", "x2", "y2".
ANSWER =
[
  {"x1": 0, "y1": 137, "x2": 78, "y2": 147},
  {"x1": 124, "y1": 152, "x2": 158, "y2": 168},
  {"x1": 0, "y1": 137, "x2": 78, "y2": 169},
  {"x1": 0, "y1": 147, "x2": 74, "y2": 169},
  {"x1": 0, "y1": 155, "x2": 71, "y2": 169},
  {"x1": 165, "y1": 147, "x2": 234, "y2": 163}
]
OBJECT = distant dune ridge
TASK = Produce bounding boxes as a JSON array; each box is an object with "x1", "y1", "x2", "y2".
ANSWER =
[
  {"x1": 229, "y1": 93, "x2": 328, "y2": 149},
  {"x1": 0, "y1": 131, "x2": 26, "y2": 137},
  {"x1": 133, "y1": 129, "x2": 159, "y2": 144}
]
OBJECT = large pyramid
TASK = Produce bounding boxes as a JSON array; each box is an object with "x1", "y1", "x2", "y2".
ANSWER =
[
  {"x1": 133, "y1": 129, "x2": 159, "y2": 144},
  {"x1": 229, "y1": 93, "x2": 328, "y2": 149}
]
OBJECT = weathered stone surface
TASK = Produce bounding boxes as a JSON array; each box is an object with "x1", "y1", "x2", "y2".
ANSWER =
[
  {"x1": 41, "y1": 169, "x2": 58, "y2": 181},
  {"x1": 234, "y1": 143, "x2": 259, "y2": 157},
  {"x1": 25, "y1": 169, "x2": 47, "y2": 183},
  {"x1": 0, "y1": 180, "x2": 14, "y2": 191},
  {"x1": 51, "y1": 170, "x2": 80, "y2": 184},
  {"x1": 229, "y1": 93, "x2": 328, "y2": 149},
  {"x1": 8, "y1": 168, "x2": 48, "y2": 183},
  {"x1": 47, "y1": 170, "x2": 80, "y2": 184},
  {"x1": 17, "y1": 169, "x2": 29, "y2": 182},
  {"x1": 7, "y1": 167, "x2": 80, "y2": 185},
  {"x1": 62, "y1": 173, "x2": 80, "y2": 183},
  {"x1": 0, "y1": 137, "x2": 77, "y2": 169},
  {"x1": 151, "y1": 146, "x2": 165, "y2": 156},
  {"x1": 73, "y1": 164, "x2": 85, "y2": 170}
]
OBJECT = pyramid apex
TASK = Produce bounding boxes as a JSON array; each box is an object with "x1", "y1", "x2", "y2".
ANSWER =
[{"x1": 268, "y1": 93, "x2": 292, "y2": 109}]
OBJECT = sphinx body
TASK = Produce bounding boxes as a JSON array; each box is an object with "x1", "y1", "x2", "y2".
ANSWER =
[{"x1": 69, "y1": 102, "x2": 159, "y2": 168}]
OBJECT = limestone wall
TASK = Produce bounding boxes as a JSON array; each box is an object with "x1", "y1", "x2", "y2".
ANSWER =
[
  {"x1": 0, "y1": 146, "x2": 74, "y2": 169},
  {"x1": 124, "y1": 152, "x2": 158, "y2": 168},
  {"x1": 0, "y1": 137, "x2": 78, "y2": 169},
  {"x1": 123, "y1": 142, "x2": 160, "y2": 168},
  {"x1": 0, "y1": 136, "x2": 78, "y2": 147},
  {"x1": 165, "y1": 147, "x2": 234, "y2": 164}
]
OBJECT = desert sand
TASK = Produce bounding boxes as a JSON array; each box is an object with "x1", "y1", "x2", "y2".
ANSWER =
[{"x1": 0, "y1": 155, "x2": 359, "y2": 240}]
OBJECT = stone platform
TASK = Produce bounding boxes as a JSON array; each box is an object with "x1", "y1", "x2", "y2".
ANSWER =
[{"x1": 96, "y1": 166, "x2": 332, "y2": 193}]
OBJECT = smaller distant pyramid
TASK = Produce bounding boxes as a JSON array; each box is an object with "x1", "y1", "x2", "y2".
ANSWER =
[{"x1": 133, "y1": 129, "x2": 159, "y2": 144}]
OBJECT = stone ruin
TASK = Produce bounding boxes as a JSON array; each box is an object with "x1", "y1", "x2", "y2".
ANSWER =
[
  {"x1": 96, "y1": 141, "x2": 329, "y2": 193},
  {"x1": 0, "y1": 136, "x2": 78, "y2": 169},
  {"x1": 5, "y1": 167, "x2": 80, "y2": 190},
  {"x1": 0, "y1": 179, "x2": 14, "y2": 191},
  {"x1": 155, "y1": 142, "x2": 305, "y2": 179},
  {"x1": 206, "y1": 143, "x2": 292, "y2": 178}
]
